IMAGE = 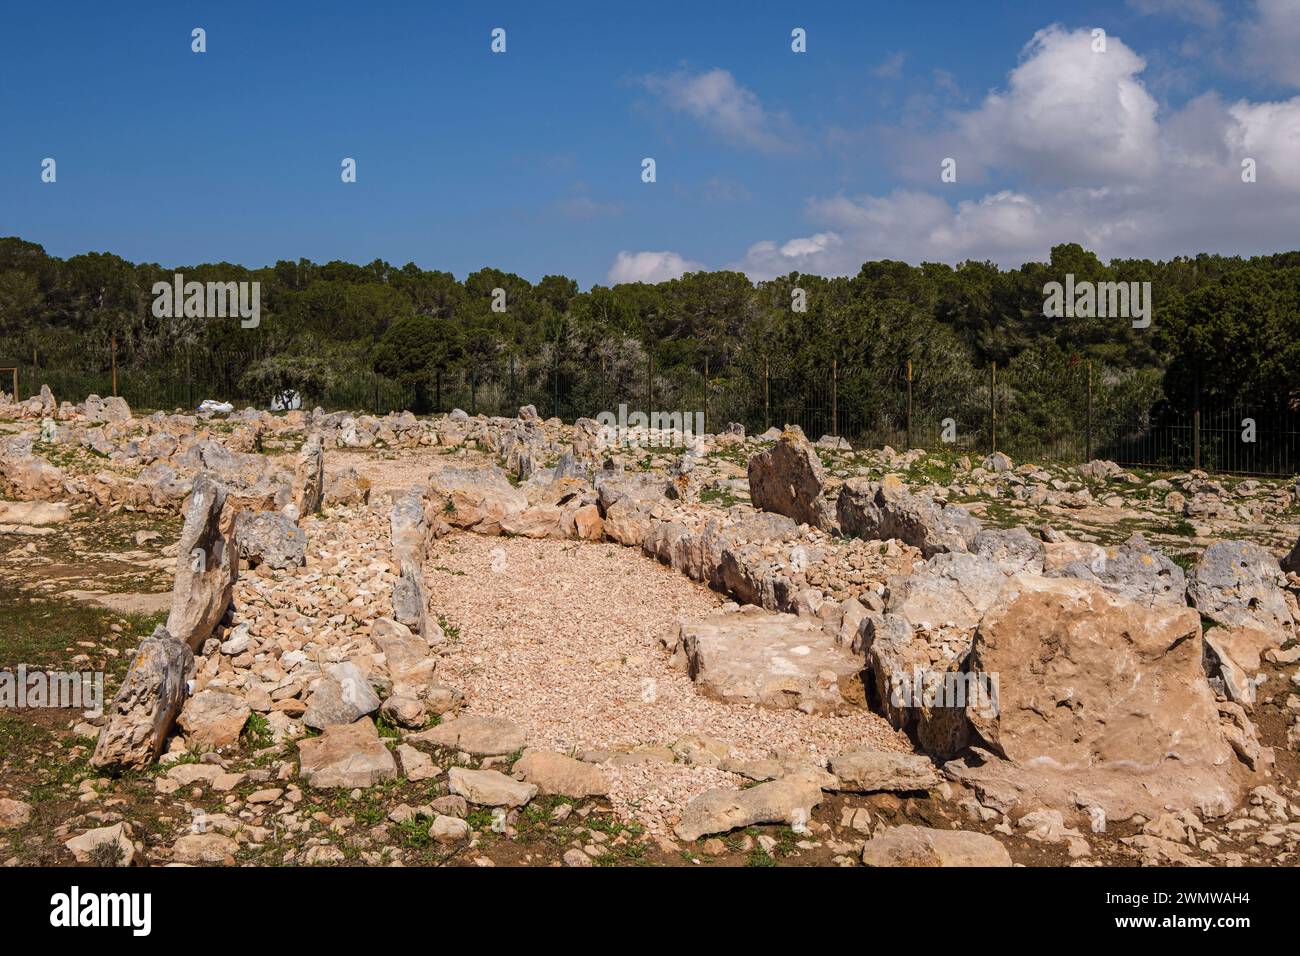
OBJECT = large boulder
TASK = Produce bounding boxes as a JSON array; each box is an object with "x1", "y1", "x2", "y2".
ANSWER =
[
  {"x1": 673, "y1": 609, "x2": 864, "y2": 714},
  {"x1": 427, "y1": 465, "x2": 527, "y2": 535},
  {"x1": 837, "y1": 475, "x2": 979, "y2": 557},
  {"x1": 235, "y1": 510, "x2": 307, "y2": 569},
  {"x1": 886, "y1": 552, "x2": 1012, "y2": 631},
  {"x1": 953, "y1": 575, "x2": 1261, "y2": 821},
  {"x1": 746, "y1": 428, "x2": 834, "y2": 530},
  {"x1": 0, "y1": 436, "x2": 65, "y2": 500},
  {"x1": 1189, "y1": 540, "x2": 1291, "y2": 639},
  {"x1": 166, "y1": 473, "x2": 238, "y2": 652},
  {"x1": 92, "y1": 627, "x2": 194, "y2": 769},
  {"x1": 1050, "y1": 532, "x2": 1186, "y2": 607}
]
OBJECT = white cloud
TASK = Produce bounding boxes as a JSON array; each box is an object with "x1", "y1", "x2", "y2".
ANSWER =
[
  {"x1": 641, "y1": 68, "x2": 797, "y2": 153},
  {"x1": 728, "y1": 22, "x2": 1300, "y2": 280},
  {"x1": 872, "y1": 52, "x2": 907, "y2": 79},
  {"x1": 607, "y1": 250, "x2": 704, "y2": 284},
  {"x1": 1240, "y1": 0, "x2": 1300, "y2": 88},
  {"x1": 957, "y1": 26, "x2": 1161, "y2": 184}
]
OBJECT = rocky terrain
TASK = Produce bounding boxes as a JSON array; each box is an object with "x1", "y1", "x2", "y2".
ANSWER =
[{"x1": 2, "y1": 386, "x2": 1299, "y2": 868}]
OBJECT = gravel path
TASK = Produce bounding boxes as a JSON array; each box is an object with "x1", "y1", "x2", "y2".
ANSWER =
[{"x1": 427, "y1": 532, "x2": 913, "y2": 835}]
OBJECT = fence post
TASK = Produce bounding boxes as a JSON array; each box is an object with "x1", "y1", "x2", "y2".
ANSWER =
[
  {"x1": 831, "y1": 356, "x2": 838, "y2": 438},
  {"x1": 111, "y1": 337, "x2": 118, "y2": 397},
  {"x1": 702, "y1": 355, "x2": 709, "y2": 435},
  {"x1": 471, "y1": 368, "x2": 477, "y2": 416},
  {"x1": 1085, "y1": 361, "x2": 1092, "y2": 463},
  {"x1": 906, "y1": 359, "x2": 913, "y2": 450},
  {"x1": 1193, "y1": 380, "x2": 1202, "y2": 471},
  {"x1": 647, "y1": 352, "x2": 653, "y2": 415},
  {"x1": 763, "y1": 358, "x2": 770, "y2": 431},
  {"x1": 990, "y1": 361, "x2": 997, "y2": 454}
]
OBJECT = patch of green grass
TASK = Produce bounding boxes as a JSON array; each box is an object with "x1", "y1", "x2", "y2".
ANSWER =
[
  {"x1": 436, "y1": 615, "x2": 461, "y2": 641},
  {"x1": 699, "y1": 487, "x2": 738, "y2": 507},
  {"x1": 242, "y1": 712, "x2": 273, "y2": 751},
  {"x1": 746, "y1": 847, "x2": 777, "y2": 867}
]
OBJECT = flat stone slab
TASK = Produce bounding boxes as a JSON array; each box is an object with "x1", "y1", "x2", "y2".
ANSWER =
[
  {"x1": 828, "y1": 750, "x2": 942, "y2": 793},
  {"x1": 297, "y1": 718, "x2": 397, "y2": 789},
  {"x1": 674, "y1": 775, "x2": 824, "y2": 842},
  {"x1": 409, "y1": 715, "x2": 526, "y2": 756},
  {"x1": 448, "y1": 767, "x2": 537, "y2": 807},
  {"x1": 860, "y1": 825, "x2": 1012, "y2": 867},
  {"x1": 678, "y1": 610, "x2": 864, "y2": 713},
  {"x1": 513, "y1": 750, "x2": 609, "y2": 797}
]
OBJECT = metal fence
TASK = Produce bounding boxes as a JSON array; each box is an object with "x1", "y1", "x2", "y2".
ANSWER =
[{"x1": 17, "y1": 351, "x2": 1300, "y2": 477}]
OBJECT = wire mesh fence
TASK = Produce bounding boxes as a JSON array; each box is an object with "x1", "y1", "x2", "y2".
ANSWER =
[{"x1": 18, "y1": 350, "x2": 1300, "y2": 477}]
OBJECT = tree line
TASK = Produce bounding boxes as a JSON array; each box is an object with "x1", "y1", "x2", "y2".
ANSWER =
[{"x1": 1, "y1": 236, "x2": 1297, "y2": 426}]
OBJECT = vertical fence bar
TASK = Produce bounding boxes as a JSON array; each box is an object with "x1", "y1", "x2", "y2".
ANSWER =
[
  {"x1": 646, "y1": 352, "x2": 653, "y2": 416},
  {"x1": 1193, "y1": 380, "x2": 1202, "y2": 471},
  {"x1": 1085, "y1": 361, "x2": 1092, "y2": 463},
  {"x1": 990, "y1": 361, "x2": 997, "y2": 454},
  {"x1": 906, "y1": 359, "x2": 913, "y2": 450},
  {"x1": 702, "y1": 355, "x2": 709, "y2": 435},
  {"x1": 834, "y1": 361, "x2": 841, "y2": 437},
  {"x1": 763, "y1": 359, "x2": 770, "y2": 431}
]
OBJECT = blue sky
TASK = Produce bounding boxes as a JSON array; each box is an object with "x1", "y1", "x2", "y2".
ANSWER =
[{"x1": 2, "y1": 0, "x2": 1298, "y2": 286}]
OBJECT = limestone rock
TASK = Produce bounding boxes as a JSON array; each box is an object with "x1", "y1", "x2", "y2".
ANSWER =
[
  {"x1": 166, "y1": 473, "x2": 238, "y2": 652},
  {"x1": 674, "y1": 776, "x2": 823, "y2": 842},
  {"x1": 92, "y1": 627, "x2": 194, "y2": 770},
  {"x1": 409, "y1": 715, "x2": 526, "y2": 756},
  {"x1": 513, "y1": 751, "x2": 610, "y2": 797},
  {"x1": 235, "y1": 509, "x2": 307, "y2": 569},
  {"x1": 302, "y1": 661, "x2": 381, "y2": 729},
  {"x1": 828, "y1": 750, "x2": 942, "y2": 793},
  {"x1": 746, "y1": 429, "x2": 834, "y2": 530},
  {"x1": 448, "y1": 767, "x2": 537, "y2": 807},
  {"x1": 1189, "y1": 540, "x2": 1291, "y2": 638},
  {"x1": 177, "y1": 689, "x2": 250, "y2": 752},
  {"x1": 677, "y1": 609, "x2": 864, "y2": 714},
  {"x1": 837, "y1": 475, "x2": 979, "y2": 557},
  {"x1": 860, "y1": 825, "x2": 1012, "y2": 867},
  {"x1": 297, "y1": 718, "x2": 398, "y2": 788}
]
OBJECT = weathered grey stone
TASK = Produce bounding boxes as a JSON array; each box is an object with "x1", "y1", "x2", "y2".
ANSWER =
[
  {"x1": 291, "y1": 434, "x2": 324, "y2": 518},
  {"x1": 971, "y1": 527, "x2": 1044, "y2": 574},
  {"x1": 301, "y1": 661, "x2": 381, "y2": 729},
  {"x1": 166, "y1": 472, "x2": 238, "y2": 652},
  {"x1": 838, "y1": 474, "x2": 979, "y2": 557},
  {"x1": 828, "y1": 750, "x2": 942, "y2": 793},
  {"x1": 674, "y1": 776, "x2": 824, "y2": 841},
  {"x1": 747, "y1": 428, "x2": 834, "y2": 530},
  {"x1": 1189, "y1": 540, "x2": 1291, "y2": 638},
  {"x1": 235, "y1": 509, "x2": 307, "y2": 569},
  {"x1": 1052, "y1": 532, "x2": 1186, "y2": 607},
  {"x1": 676, "y1": 609, "x2": 864, "y2": 714},
  {"x1": 92, "y1": 627, "x2": 194, "y2": 770}
]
